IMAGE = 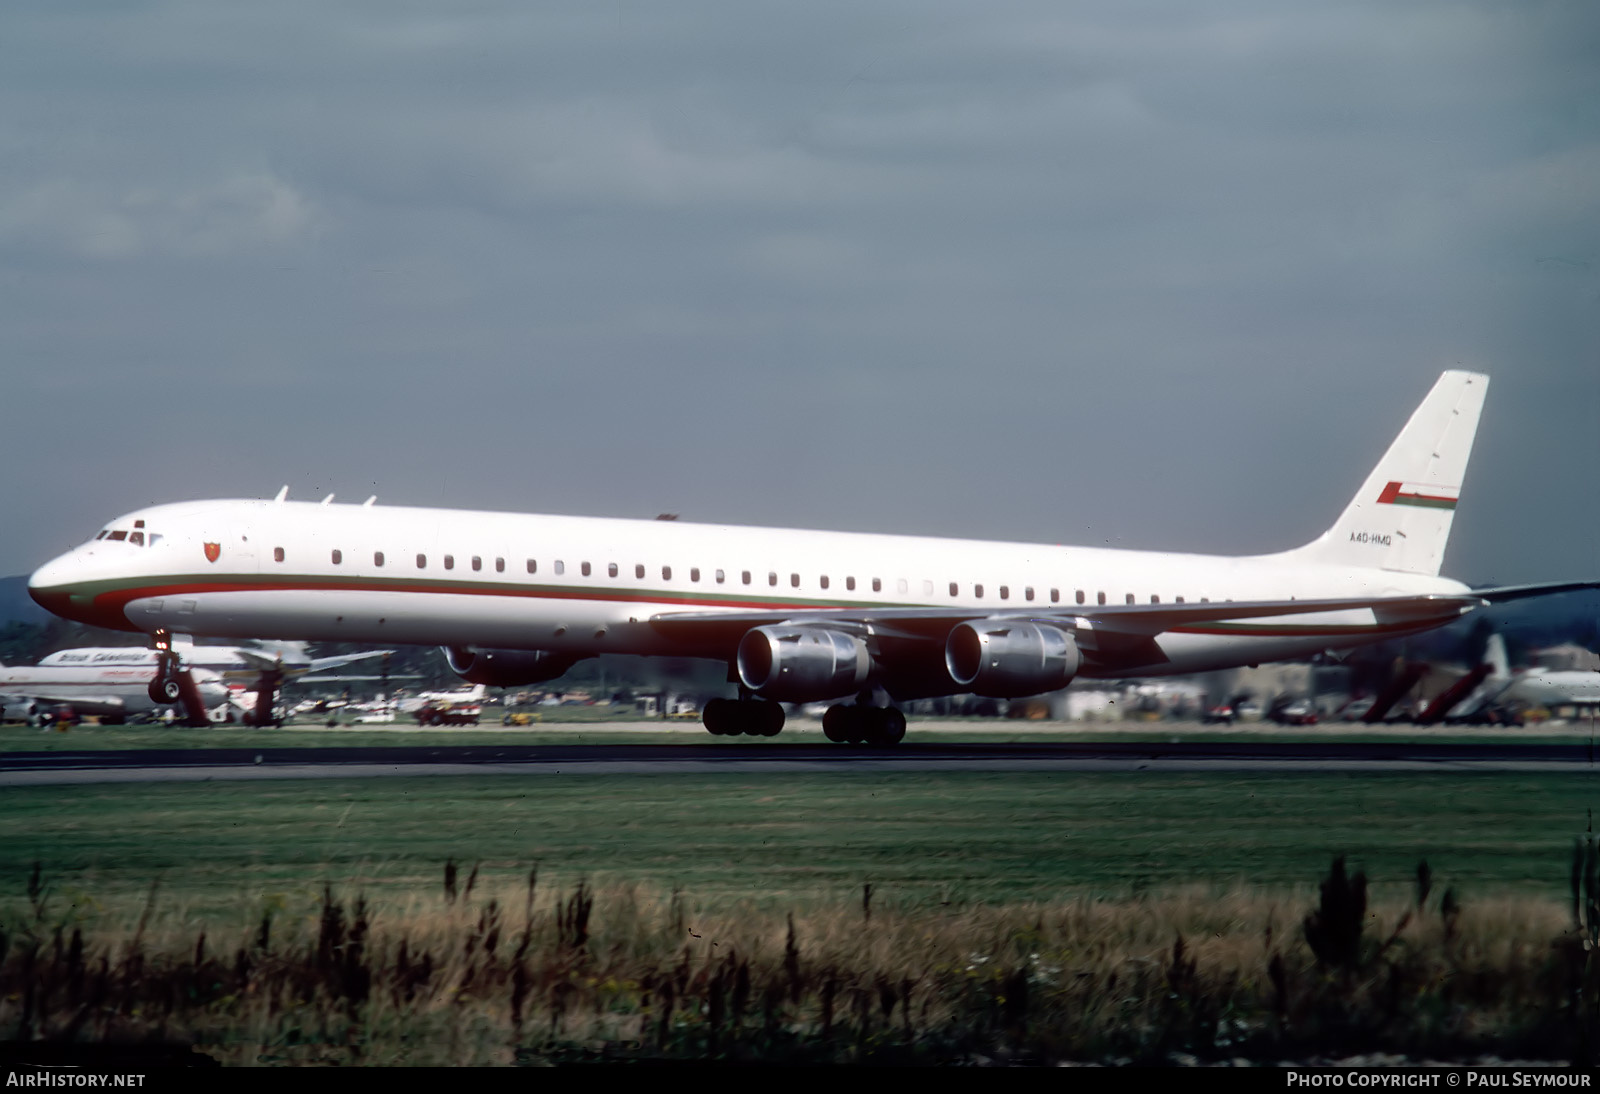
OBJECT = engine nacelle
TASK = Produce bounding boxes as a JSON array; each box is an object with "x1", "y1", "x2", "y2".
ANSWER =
[
  {"x1": 944, "y1": 621, "x2": 1081, "y2": 698},
  {"x1": 442, "y1": 646, "x2": 583, "y2": 687},
  {"x1": 736, "y1": 626, "x2": 871, "y2": 702}
]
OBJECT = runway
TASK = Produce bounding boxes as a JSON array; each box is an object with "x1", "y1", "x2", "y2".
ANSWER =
[{"x1": 5, "y1": 738, "x2": 1600, "y2": 785}]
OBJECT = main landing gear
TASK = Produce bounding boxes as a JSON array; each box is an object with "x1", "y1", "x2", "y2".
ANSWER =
[
  {"x1": 822, "y1": 703, "x2": 907, "y2": 746},
  {"x1": 702, "y1": 696, "x2": 785, "y2": 737}
]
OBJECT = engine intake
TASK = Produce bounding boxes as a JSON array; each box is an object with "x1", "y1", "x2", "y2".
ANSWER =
[
  {"x1": 944, "y1": 621, "x2": 1081, "y2": 698},
  {"x1": 443, "y1": 646, "x2": 584, "y2": 687},
  {"x1": 736, "y1": 626, "x2": 871, "y2": 702}
]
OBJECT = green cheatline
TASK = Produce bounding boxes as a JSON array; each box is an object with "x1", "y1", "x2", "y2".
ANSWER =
[{"x1": 1391, "y1": 494, "x2": 1457, "y2": 510}]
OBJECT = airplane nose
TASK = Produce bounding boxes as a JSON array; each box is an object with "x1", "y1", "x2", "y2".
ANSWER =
[{"x1": 28, "y1": 552, "x2": 125, "y2": 629}]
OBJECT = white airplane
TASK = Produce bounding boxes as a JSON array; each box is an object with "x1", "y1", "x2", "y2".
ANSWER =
[
  {"x1": 26, "y1": 371, "x2": 1596, "y2": 744},
  {"x1": 37, "y1": 636, "x2": 394, "y2": 686},
  {"x1": 1479, "y1": 634, "x2": 1600, "y2": 712},
  {"x1": 0, "y1": 658, "x2": 229, "y2": 725}
]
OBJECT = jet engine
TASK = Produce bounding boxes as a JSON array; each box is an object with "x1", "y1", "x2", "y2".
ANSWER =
[
  {"x1": 736, "y1": 626, "x2": 871, "y2": 702},
  {"x1": 944, "y1": 621, "x2": 1081, "y2": 698},
  {"x1": 442, "y1": 647, "x2": 584, "y2": 687}
]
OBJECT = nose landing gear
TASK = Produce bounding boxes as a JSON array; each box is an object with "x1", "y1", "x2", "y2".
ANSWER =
[{"x1": 147, "y1": 638, "x2": 210, "y2": 727}]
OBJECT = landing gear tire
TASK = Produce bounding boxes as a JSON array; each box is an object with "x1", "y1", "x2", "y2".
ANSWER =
[
  {"x1": 702, "y1": 698, "x2": 734, "y2": 735},
  {"x1": 823, "y1": 704, "x2": 906, "y2": 745},
  {"x1": 823, "y1": 705, "x2": 849, "y2": 743},
  {"x1": 148, "y1": 677, "x2": 181, "y2": 705},
  {"x1": 757, "y1": 701, "x2": 785, "y2": 737},
  {"x1": 703, "y1": 697, "x2": 784, "y2": 737},
  {"x1": 872, "y1": 707, "x2": 907, "y2": 746}
]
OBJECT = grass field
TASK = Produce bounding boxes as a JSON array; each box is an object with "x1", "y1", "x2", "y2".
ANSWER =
[
  {"x1": 8, "y1": 767, "x2": 1600, "y2": 1063},
  {"x1": 8, "y1": 768, "x2": 1600, "y2": 922}
]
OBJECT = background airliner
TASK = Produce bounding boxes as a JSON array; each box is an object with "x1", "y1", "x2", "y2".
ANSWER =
[
  {"x1": 0, "y1": 658, "x2": 228, "y2": 725},
  {"x1": 27, "y1": 371, "x2": 1595, "y2": 743}
]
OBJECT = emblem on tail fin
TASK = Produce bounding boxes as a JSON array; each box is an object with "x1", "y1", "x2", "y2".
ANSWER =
[
  {"x1": 203, "y1": 542, "x2": 220, "y2": 563},
  {"x1": 1376, "y1": 481, "x2": 1459, "y2": 510}
]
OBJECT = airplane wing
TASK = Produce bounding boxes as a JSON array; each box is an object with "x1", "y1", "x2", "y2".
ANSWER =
[
  {"x1": 649, "y1": 592, "x2": 1483, "y2": 668},
  {"x1": 308, "y1": 650, "x2": 396, "y2": 673},
  {"x1": 1469, "y1": 581, "x2": 1600, "y2": 603},
  {"x1": 221, "y1": 648, "x2": 396, "y2": 677}
]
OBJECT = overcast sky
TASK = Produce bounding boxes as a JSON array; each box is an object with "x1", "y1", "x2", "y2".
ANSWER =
[{"x1": 2, "y1": 1, "x2": 1596, "y2": 586}]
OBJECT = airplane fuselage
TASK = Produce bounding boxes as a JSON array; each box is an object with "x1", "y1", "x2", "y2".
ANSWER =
[{"x1": 28, "y1": 497, "x2": 1470, "y2": 688}]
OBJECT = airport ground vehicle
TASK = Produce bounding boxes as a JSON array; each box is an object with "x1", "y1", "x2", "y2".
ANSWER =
[{"x1": 417, "y1": 700, "x2": 481, "y2": 726}]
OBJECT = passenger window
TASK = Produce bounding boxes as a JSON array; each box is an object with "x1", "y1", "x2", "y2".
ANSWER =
[
  {"x1": 496, "y1": 557, "x2": 505, "y2": 573},
  {"x1": 949, "y1": 582, "x2": 958, "y2": 597},
  {"x1": 690, "y1": 568, "x2": 700, "y2": 582},
  {"x1": 1097, "y1": 591, "x2": 1106, "y2": 605},
  {"x1": 819, "y1": 575, "x2": 830, "y2": 590},
  {"x1": 581, "y1": 562, "x2": 591, "y2": 577},
  {"x1": 999, "y1": 585, "x2": 1008, "y2": 600},
  {"x1": 1151, "y1": 594, "x2": 1159, "y2": 603},
  {"x1": 1201, "y1": 597, "x2": 1210, "y2": 603},
  {"x1": 790, "y1": 573, "x2": 800, "y2": 588},
  {"x1": 608, "y1": 563, "x2": 619, "y2": 578},
  {"x1": 374, "y1": 552, "x2": 385, "y2": 567},
  {"x1": 274, "y1": 547, "x2": 285, "y2": 563},
  {"x1": 1024, "y1": 587, "x2": 1034, "y2": 601},
  {"x1": 1075, "y1": 590, "x2": 1085, "y2": 605},
  {"x1": 872, "y1": 578, "x2": 881, "y2": 592},
  {"x1": 716, "y1": 569, "x2": 725, "y2": 584},
  {"x1": 332, "y1": 549, "x2": 342, "y2": 565},
  {"x1": 129, "y1": 532, "x2": 144, "y2": 546},
  {"x1": 1125, "y1": 593, "x2": 1135, "y2": 605},
  {"x1": 1051, "y1": 588, "x2": 1061, "y2": 603},
  {"x1": 636, "y1": 564, "x2": 645, "y2": 579},
  {"x1": 416, "y1": 554, "x2": 426, "y2": 569},
  {"x1": 444, "y1": 555, "x2": 455, "y2": 570},
  {"x1": 554, "y1": 560, "x2": 565, "y2": 575},
  {"x1": 663, "y1": 566, "x2": 673, "y2": 580},
  {"x1": 1176, "y1": 596, "x2": 1185, "y2": 603},
  {"x1": 741, "y1": 571, "x2": 751, "y2": 585},
  {"x1": 975, "y1": 584, "x2": 984, "y2": 598},
  {"x1": 768, "y1": 572, "x2": 778, "y2": 586},
  {"x1": 526, "y1": 559, "x2": 537, "y2": 574},
  {"x1": 472, "y1": 556, "x2": 482, "y2": 572},
  {"x1": 845, "y1": 576, "x2": 856, "y2": 591}
]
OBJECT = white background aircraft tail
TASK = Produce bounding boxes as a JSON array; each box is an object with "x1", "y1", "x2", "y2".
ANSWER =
[{"x1": 1283, "y1": 370, "x2": 1487, "y2": 576}]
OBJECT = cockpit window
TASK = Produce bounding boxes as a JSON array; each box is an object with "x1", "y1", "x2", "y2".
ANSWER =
[
  {"x1": 107, "y1": 530, "x2": 128, "y2": 541},
  {"x1": 129, "y1": 532, "x2": 144, "y2": 546},
  {"x1": 95, "y1": 531, "x2": 107, "y2": 540}
]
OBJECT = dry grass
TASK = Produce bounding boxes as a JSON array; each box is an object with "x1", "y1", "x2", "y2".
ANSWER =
[{"x1": 1, "y1": 860, "x2": 1594, "y2": 1065}]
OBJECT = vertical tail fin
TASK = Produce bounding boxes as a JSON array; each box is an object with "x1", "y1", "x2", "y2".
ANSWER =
[
  {"x1": 1284, "y1": 370, "x2": 1487, "y2": 576},
  {"x1": 1483, "y1": 633, "x2": 1511, "y2": 680}
]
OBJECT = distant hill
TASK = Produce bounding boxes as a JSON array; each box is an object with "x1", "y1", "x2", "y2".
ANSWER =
[{"x1": 0, "y1": 575, "x2": 48, "y2": 626}]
